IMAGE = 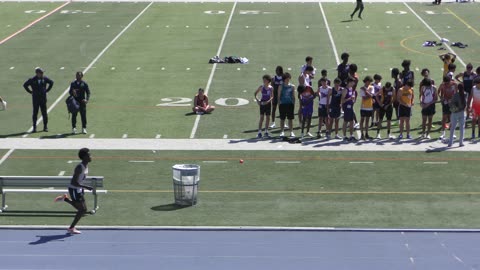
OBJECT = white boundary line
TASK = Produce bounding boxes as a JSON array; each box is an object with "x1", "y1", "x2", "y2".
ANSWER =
[
  {"x1": 319, "y1": 2, "x2": 339, "y2": 65},
  {"x1": 1, "y1": 225, "x2": 480, "y2": 232},
  {"x1": 403, "y1": 2, "x2": 466, "y2": 68},
  {"x1": 190, "y1": 2, "x2": 237, "y2": 139},
  {"x1": 23, "y1": 1, "x2": 155, "y2": 136},
  {"x1": 0, "y1": 149, "x2": 15, "y2": 167},
  {"x1": 0, "y1": 1, "x2": 71, "y2": 45}
]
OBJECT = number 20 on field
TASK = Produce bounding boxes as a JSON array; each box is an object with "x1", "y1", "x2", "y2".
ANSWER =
[{"x1": 157, "y1": 97, "x2": 249, "y2": 107}]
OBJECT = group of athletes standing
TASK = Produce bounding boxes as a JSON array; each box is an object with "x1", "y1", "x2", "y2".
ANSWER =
[{"x1": 254, "y1": 53, "x2": 480, "y2": 146}]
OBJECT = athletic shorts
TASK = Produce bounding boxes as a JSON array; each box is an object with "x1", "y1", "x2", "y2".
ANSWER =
[
  {"x1": 303, "y1": 105, "x2": 314, "y2": 118},
  {"x1": 373, "y1": 101, "x2": 381, "y2": 110},
  {"x1": 398, "y1": 105, "x2": 412, "y2": 118},
  {"x1": 329, "y1": 107, "x2": 341, "y2": 119},
  {"x1": 421, "y1": 103, "x2": 436, "y2": 116},
  {"x1": 279, "y1": 103, "x2": 294, "y2": 120},
  {"x1": 360, "y1": 109, "x2": 373, "y2": 118},
  {"x1": 259, "y1": 103, "x2": 271, "y2": 116},
  {"x1": 69, "y1": 187, "x2": 85, "y2": 202},
  {"x1": 442, "y1": 103, "x2": 451, "y2": 115},
  {"x1": 379, "y1": 105, "x2": 393, "y2": 121},
  {"x1": 343, "y1": 105, "x2": 354, "y2": 122},
  {"x1": 318, "y1": 104, "x2": 328, "y2": 118}
]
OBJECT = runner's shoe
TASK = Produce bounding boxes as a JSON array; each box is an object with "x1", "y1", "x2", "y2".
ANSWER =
[
  {"x1": 54, "y1": 194, "x2": 67, "y2": 203},
  {"x1": 67, "y1": 227, "x2": 82, "y2": 234}
]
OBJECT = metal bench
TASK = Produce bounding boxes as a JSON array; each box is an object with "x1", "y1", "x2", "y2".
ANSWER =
[{"x1": 0, "y1": 176, "x2": 107, "y2": 214}]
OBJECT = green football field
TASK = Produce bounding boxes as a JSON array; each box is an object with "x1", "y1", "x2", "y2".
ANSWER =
[{"x1": 0, "y1": 1, "x2": 480, "y2": 228}]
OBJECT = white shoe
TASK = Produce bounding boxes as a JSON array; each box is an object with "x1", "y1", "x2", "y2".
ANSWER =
[
  {"x1": 439, "y1": 134, "x2": 445, "y2": 139},
  {"x1": 388, "y1": 134, "x2": 394, "y2": 139},
  {"x1": 280, "y1": 132, "x2": 285, "y2": 137},
  {"x1": 82, "y1": 128, "x2": 87, "y2": 134},
  {"x1": 72, "y1": 128, "x2": 77, "y2": 134},
  {"x1": 307, "y1": 132, "x2": 313, "y2": 137},
  {"x1": 376, "y1": 134, "x2": 381, "y2": 139},
  {"x1": 270, "y1": 122, "x2": 276, "y2": 128},
  {"x1": 290, "y1": 132, "x2": 295, "y2": 137},
  {"x1": 284, "y1": 124, "x2": 289, "y2": 129},
  {"x1": 335, "y1": 134, "x2": 342, "y2": 139},
  {"x1": 67, "y1": 227, "x2": 82, "y2": 234},
  {"x1": 453, "y1": 134, "x2": 457, "y2": 139},
  {"x1": 426, "y1": 134, "x2": 431, "y2": 139},
  {"x1": 354, "y1": 123, "x2": 360, "y2": 129},
  {"x1": 301, "y1": 133, "x2": 304, "y2": 139}
]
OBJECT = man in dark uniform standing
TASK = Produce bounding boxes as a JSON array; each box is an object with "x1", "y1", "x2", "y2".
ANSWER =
[
  {"x1": 350, "y1": 0, "x2": 364, "y2": 20},
  {"x1": 23, "y1": 67, "x2": 54, "y2": 132},
  {"x1": 69, "y1": 71, "x2": 90, "y2": 134}
]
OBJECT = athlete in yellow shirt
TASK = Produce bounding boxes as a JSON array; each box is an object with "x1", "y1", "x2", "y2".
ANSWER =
[{"x1": 397, "y1": 80, "x2": 415, "y2": 139}]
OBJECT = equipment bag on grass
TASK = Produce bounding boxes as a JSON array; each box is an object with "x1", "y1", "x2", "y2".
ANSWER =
[{"x1": 66, "y1": 96, "x2": 80, "y2": 116}]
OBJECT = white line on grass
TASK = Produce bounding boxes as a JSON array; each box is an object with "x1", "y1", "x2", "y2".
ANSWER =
[
  {"x1": 349, "y1": 161, "x2": 374, "y2": 164},
  {"x1": 129, "y1": 160, "x2": 155, "y2": 163},
  {"x1": 122, "y1": 134, "x2": 128, "y2": 139},
  {"x1": 0, "y1": 149, "x2": 15, "y2": 167},
  {"x1": 275, "y1": 161, "x2": 301, "y2": 164},
  {"x1": 58, "y1": 171, "x2": 65, "y2": 176},
  {"x1": 319, "y1": 2, "x2": 339, "y2": 64},
  {"x1": 22, "y1": 1, "x2": 154, "y2": 137},
  {"x1": 202, "y1": 161, "x2": 228, "y2": 164},
  {"x1": 0, "y1": 1, "x2": 70, "y2": 45},
  {"x1": 223, "y1": 134, "x2": 228, "y2": 139},
  {"x1": 423, "y1": 161, "x2": 448, "y2": 164},
  {"x1": 190, "y1": 2, "x2": 237, "y2": 139},
  {"x1": 403, "y1": 2, "x2": 466, "y2": 67},
  {"x1": 89, "y1": 134, "x2": 95, "y2": 138}
]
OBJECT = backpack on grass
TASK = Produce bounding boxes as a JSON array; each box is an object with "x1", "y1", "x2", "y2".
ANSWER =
[{"x1": 66, "y1": 96, "x2": 79, "y2": 116}]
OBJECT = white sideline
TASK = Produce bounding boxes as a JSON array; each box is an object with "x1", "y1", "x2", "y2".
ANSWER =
[
  {"x1": 319, "y1": 2, "x2": 339, "y2": 65},
  {"x1": 0, "y1": 0, "x2": 448, "y2": 2},
  {"x1": 0, "y1": 138, "x2": 479, "y2": 151},
  {"x1": 190, "y1": 2, "x2": 237, "y2": 139},
  {"x1": 1, "y1": 225, "x2": 480, "y2": 232},
  {"x1": 403, "y1": 2, "x2": 466, "y2": 68}
]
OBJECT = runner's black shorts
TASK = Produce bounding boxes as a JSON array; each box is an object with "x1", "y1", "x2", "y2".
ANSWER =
[
  {"x1": 399, "y1": 105, "x2": 412, "y2": 118},
  {"x1": 379, "y1": 105, "x2": 393, "y2": 121},
  {"x1": 68, "y1": 188, "x2": 85, "y2": 202},
  {"x1": 421, "y1": 103, "x2": 436, "y2": 116}
]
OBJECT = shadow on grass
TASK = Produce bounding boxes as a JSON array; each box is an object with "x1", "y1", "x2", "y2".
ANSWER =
[
  {"x1": 0, "y1": 132, "x2": 29, "y2": 138},
  {"x1": 0, "y1": 210, "x2": 76, "y2": 217},
  {"x1": 29, "y1": 233, "x2": 72, "y2": 245},
  {"x1": 151, "y1": 203, "x2": 191, "y2": 211}
]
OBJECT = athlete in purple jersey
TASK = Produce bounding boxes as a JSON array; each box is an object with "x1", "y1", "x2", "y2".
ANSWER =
[
  {"x1": 254, "y1": 75, "x2": 273, "y2": 138},
  {"x1": 270, "y1": 66, "x2": 284, "y2": 128},
  {"x1": 300, "y1": 86, "x2": 315, "y2": 139},
  {"x1": 342, "y1": 78, "x2": 357, "y2": 141}
]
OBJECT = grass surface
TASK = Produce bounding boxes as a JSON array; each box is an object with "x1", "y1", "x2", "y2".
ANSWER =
[{"x1": 1, "y1": 150, "x2": 480, "y2": 228}]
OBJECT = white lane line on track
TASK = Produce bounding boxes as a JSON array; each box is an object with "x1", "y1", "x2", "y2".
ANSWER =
[
  {"x1": 403, "y1": 2, "x2": 466, "y2": 67},
  {"x1": 190, "y1": 2, "x2": 237, "y2": 139},
  {"x1": 423, "y1": 162, "x2": 448, "y2": 164},
  {"x1": 275, "y1": 161, "x2": 301, "y2": 164},
  {"x1": 349, "y1": 161, "x2": 374, "y2": 164}
]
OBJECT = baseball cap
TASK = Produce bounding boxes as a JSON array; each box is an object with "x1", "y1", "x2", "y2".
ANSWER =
[{"x1": 35, "y1": 67, "x2": 44, "y2": 73}]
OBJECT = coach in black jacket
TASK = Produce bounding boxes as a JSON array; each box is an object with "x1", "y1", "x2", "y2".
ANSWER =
[
  {"x1": 23, "y1": 67, "x2": 54, "y2": 132},
  {"x1": 69, "y1": 71, "x2": 90, "y2": 134}
]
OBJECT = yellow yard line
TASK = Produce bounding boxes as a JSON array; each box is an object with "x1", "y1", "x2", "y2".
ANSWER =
[{"x1": 446, "y1": 7, "x2": 480, "y2": 37}]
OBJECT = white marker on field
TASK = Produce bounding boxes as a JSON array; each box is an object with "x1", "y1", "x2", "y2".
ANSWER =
[
  {"x1": 66, "y1": 25, "x2": 70, "y2": 27},
  {"x1": 287, "y1": 67, "x2": 292, "y2": 71},
  {"x1": 423, "y1": 162, "x2": 448, "y2": 164},
  {"x1": 386, "y1": 26, "x2": 390, "y2": 28},
  {"x1": 89, "y1": 134, "x2": 95, "y2": 139},
  {"x1": 245, "y1": 26, "x2": 249, "y2": 28},
  {"x1": 60, "y1": 67, "x2": 64, "y2": 70},
  {"x1": 206, "y1": 26, "x2": 209, "y2": 28},
  {"x1": 410, "y1": 257, "x2": 415, "y2": 265},
  {"x1": 203, "y1": 161, "x2": 228, "y2": 164},
  {"x1": 415, "y1": 67, "x2": 419, "y2": 71},
  {"x1": 6, "y1": 25, "x2": 11, "y2": 28},
  {"x1": 136, "y1": 67, "x2": 141, "y2": 70},
  {"x1": 186, "y1": 67, "x2": 191, "y2": 70},
  {"x1": 407, "y1": 26, "x2": 410, "y2": 29},
  {"x1": 86, "y1": 25, "x2": 90, "y2": 28},
  {"x1": 46, "y1": 25, "x2": 50, "y2": 27},
  {"x1": 262, "y1": 67, "x2": 266, "y2": 71},
  {"x1": 364, "y1": 68, "x2": 368, "y2": 71},
  {"x1": 146, "y1": 25, "x2": 150, "y2": 28},
  {"x1": 190, "y1": 2, "x2": 237, "y2": 139},
  {"x1": 366, "y1": 26, "x2": 370, "y2": 28},
  {"x1": 237, "y1": 67, "x2": 241, "y2": 70},
  {"x1": 111, "y1": 67, "x2": 115, "y2": 70},
  {"x1": 223, "y1": 134, "x2": 228, "y2": 139},
  {"x1": 9, "y1": 67, "x2": 14, "y2": 70},
  {"x1": 186, "y1": 25, "x2": 189, "y2": 28},
  {"x1": 107, "y1": 25, "x2": 110, "y2": 28},
  {"x1": 285, "y1": 25, "x2": 288, "y2": 28},
  {"x1": 346, "y1": 26, "x2": 350, "y2": 28},
  {"x1": 266, "y1": 26, "x2": 269, "y2": 29},
  {"x1": 161, "y1": 67, "x2": 165, "y2": 70},
  {"x1": 306, "y1": 25, "x2": 309, "y2": 29},
  {"x1": 129, "y1": 160, "x2": 155, "y2": 163},
  {"x1": 349, "y1": 161, "x2": 374, "y2": 164},
  {"x1": 122, "y1": 134, "x2": 128, "y2": 139},
  {"x1": 58, "y1": 171, "x2": 65, "y2": 176},
  {"x1": 155, "y1": 134, "x2": 161, "y2": 139},
  {"x1": 275, "y1": 161, "x2": 301, "y2": 164},
  {"x1": 67, "y1": 160, "x2": 77, "y2": 164}
]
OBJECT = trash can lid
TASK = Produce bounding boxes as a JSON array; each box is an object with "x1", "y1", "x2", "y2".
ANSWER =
[{"x1": 172, "y1": 164, "x2": 200, "y2": 171}]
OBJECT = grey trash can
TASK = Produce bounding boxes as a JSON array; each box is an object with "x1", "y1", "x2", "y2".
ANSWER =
[{"x1": 172, "y1": 164, "x2": 200, "y2": 206}]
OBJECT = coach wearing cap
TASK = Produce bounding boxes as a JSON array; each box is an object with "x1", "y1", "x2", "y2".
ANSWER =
[
  {"x1": 69, "y1": 71, "x2": 90, "y2": 134},
  {"x1": 23, "y1": 67, "x2": 54, "y2": 132}
]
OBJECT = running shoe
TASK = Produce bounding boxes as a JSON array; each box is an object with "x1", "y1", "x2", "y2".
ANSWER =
[
  {"x1": 426, "y1": 134, "x2": 431, "y2": 139},
  {"x1": 279, "y1": 132, "x2": 285, "y2": 137},
  {"x1": 406, "y1": 134, "x2": 412, "y2": 139},
  {"x1": 398, "y1": 134, "x2": 403, "y2": 140},
  {"x1": 72, "y1": 128, "x2": 77, "y2": 134},
  {"x1": 290, "y1": 132, "x2": 295, "y2": 138},
  {"x1": 82, "y1": 128, "x2": 87, "y2": 134},
  {"x1": 270, "y1": 122, "x2": 276, "y2": 128},
  {"x1": 307, "y1": 132, "x2": 313, "y2": 137},
  {"x1": 54, "y1": 194, "x2": 67, "y2": 203},
  {"x1": 335, "y1": 134, "x2": 342, "y2": 140},
  {"x1": 376, "y1": 134, "x2": 382, "y2": 139},
  {"x1": 459, "y1": 143, "x2": 465, "y2": 147},
  {"x1": 354, "y1": 123, "x2": 360, "y2": 129},
  {"x1": 349, "y1": 136, "x2": 357, "y2": 141},
  {"x1": 264, "y1": 132, "x2": 270, "y2": 138},
  {"x1": 67, "y1": 227, "x2": 82, "y2": 234},
  {"x1": 388, "y1": 134, "x2": 395, "y2": 139},
  {"x1": 257, "y1": 132, "x2": 262, "y2": 139},
  {"x1": 316, "y1": 131, "x2": 321, "y2": 138}
]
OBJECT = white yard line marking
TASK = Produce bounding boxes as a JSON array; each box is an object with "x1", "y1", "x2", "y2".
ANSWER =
[
  {"x1": 155, "y1": 134, "x2": 161, "y2": 139},
  {"x1": 0, "y1": 1, "x2": 70, "y2": 45},
  {"x1": 223, "y1": 134, "x2": 228, "y2": 139},
  {"x1": 22, "y1": 1, "x2": 154, "y2": 136},
  {"x1": 190, "y1": 2, "x2": 237, "y2": 139},
  {"x1": 122, "y1": 134, "x2": 128, "y2": 139},
  {"x1": 89, "y1": 134, "x2": 95, "y2": 139},
  {"x1": 409, "y1": 257, "x2": 415, "y2": 265},
  {"x1": 67, "y1": 160, "x2": 77, "y2": 164},
  {"x1": 0, "y1": 149, "x2": 15, "y2": 166},
  {"x1": 319, "y1": 2, "x2": 340, "y2": 64},
  {"x1": 403, "y1": 2, "x2": 466, "y2": 67},
  {"x1": 423, "y1": 161, "x2": 448, "y2": 164},
  {"x1": 129, "y1": 160, "x2": 155, "y2": 163},
  {"x1": 349, "y1": 161, "x2": 374, "y2": 164},
  {"x1": 9, "y1": 66, "x2": 14, "y2": 70},
  {"x1": 202, "y1": 161, "x2": 228, "y2": 164},
  {"x1": 58, "y1": 171, "x2": 65, "y2": 176},
  {"x1": 275, "y1": 161, "x2": 301, "y2": 164}
]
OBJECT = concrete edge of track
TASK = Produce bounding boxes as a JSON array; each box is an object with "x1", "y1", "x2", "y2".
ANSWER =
[{"x1": 1, "y1": 225, "x2": 480, "y2": 232}]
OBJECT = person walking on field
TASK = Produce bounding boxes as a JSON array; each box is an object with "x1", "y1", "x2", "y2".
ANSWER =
[
  {"x1": 54, "y1": 148, "x2": 93, "y2": 234},
  {"x1": 23, "y1": 67, "x2": 54, "y2": 133},
  {"x1": 350, "y1": 0, "x2": 364, "y2": 20},
  {"x1": 69, "y1": 72, "x2": 90, "y2": 134},
  {"x1": 448, "y1": 84, "x2": 466, "y2": 147}
]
